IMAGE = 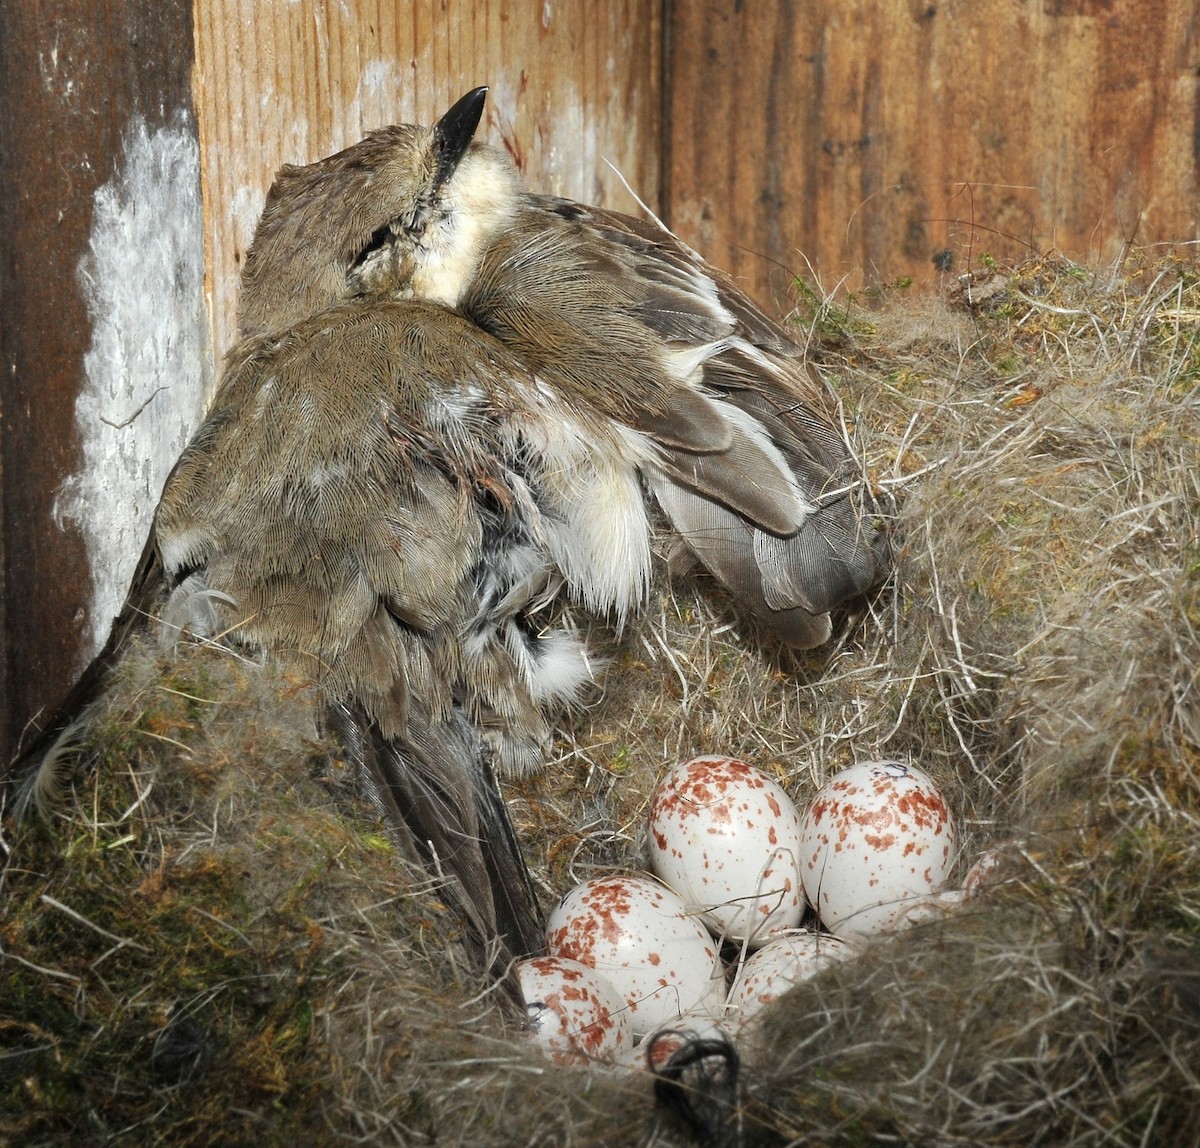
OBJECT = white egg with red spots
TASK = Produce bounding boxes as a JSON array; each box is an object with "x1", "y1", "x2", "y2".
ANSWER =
[
  {"x1": 628, "y1": 1013, "x2": 733, "y2": 1072},
  {"x1": 963, "y1": 841, "x2": 1022, "y2": 898},
  {"x1": 726, "y1": 931, "x2": 854, "y2": 1028},
  {"x1": 517, "y1": 955, "x2": 633, "y2": 1064},
  {"x1": 545, "y1": 875, "x2": 725, "y2": 1037},
  {"x1": 799, "y1": 760, "x2": 957, "y2": 939},
  {"x1": 886, "y1": 888, "x2": 966, "y2": 931},
  {"x1": 647, "y1": 756, "x2": 804, "y2": 947}
]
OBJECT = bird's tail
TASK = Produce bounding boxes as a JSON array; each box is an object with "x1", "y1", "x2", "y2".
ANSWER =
[
  {"x1": 650, "y1": 472, "x2": 887, "y2": 649},
  {"x1": 2, "y1": 532, "x2": 165, "y2": 808},
  {"x1": 323, "y1": 700, "x2": 545, "y2": 989}
]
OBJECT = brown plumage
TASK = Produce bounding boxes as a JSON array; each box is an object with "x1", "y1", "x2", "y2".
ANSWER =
[
  {"x1": 150, "y1": 300, "x2": 563, "y2": 967},
  {"x1": 4, "y1": 131, "x2": 615, "y2": 979},
  {"x1": 460, "y1": 196, "x2": 886, "y2": 647},
  {"x1": 314, "y1": 88, "x2": 889, "y2": 647},
  {"x1": 8, "y1": 299, "x2": 564, "y2": 973}
]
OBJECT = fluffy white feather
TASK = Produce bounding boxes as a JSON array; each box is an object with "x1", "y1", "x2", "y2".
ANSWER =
[
  {"x1": 508, "y1": 403, "x2": 655, "y2": 623},
  {"x1": 411, "y1": 147, "x2": 523, "y2": 308}
]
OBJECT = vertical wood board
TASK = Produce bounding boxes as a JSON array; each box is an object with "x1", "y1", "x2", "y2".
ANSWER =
[
  {"x1": 0, "y1": 0, "x2": 199, "y2": 762},
  {"x1": 667, "y1": 0, "x2": 1200, "y2": 307}
]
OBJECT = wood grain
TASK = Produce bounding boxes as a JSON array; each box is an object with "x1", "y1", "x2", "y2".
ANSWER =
[
  {"x1": 193, "y1": 0, "x2": 665, "y2": 361},
  {"x1": 668, "y1": 0, "x2": 1200, "y2": 308},
  {"x1": 0, "y1": 0, "x2": 196, "y2": 762}
]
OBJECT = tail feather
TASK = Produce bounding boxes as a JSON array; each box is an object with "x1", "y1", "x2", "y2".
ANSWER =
[
  {"x1": 655, "y1": 405, "x2": 812, "y2": 536},
  {"x1": 752, "y1": 503, "x2": 882, "y2": 614},
  {"x1": 322, "y1": 700, "x2": 544, "y2": 982},
  {"x1": 650, "y1": 480, "x2": 833, "y2": 649}
]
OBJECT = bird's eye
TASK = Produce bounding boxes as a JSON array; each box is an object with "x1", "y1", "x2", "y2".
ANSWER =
[{"x1": 349, "y1": 224, "x2": 392, "y2": 274}]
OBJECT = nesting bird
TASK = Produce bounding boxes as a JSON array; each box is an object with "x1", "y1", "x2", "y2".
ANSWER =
[
  {"x1": 280, "y1": 87, "x2": 889, "y2": 648},
  {"x1": 143, "y1": 301, "x2": 578, "y2": 966},
  {"x1": 6, "y1": 119, "x2": 598, "y2": 972},
  {"x1": 6, "y1": 89, "x2": 887, "y2": 987}
]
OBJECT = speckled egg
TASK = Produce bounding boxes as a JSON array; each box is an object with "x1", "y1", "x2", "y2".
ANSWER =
[
  {"x1": 726, "y1": 931, "x2": 854, "y2": 1029},
  {"x1": 647, "y1": 756, "x2": 804, "y2": 947},
  {"x1": 799, "y1": 760, "x2": 957, "y2": 939},
  {"x1": 631, "y1": 1013, "x2": 733, "y2": 1072},
  {"x1": 886, "y1": 888, "x2": 966, "y2": 931},
  {"x1": 545, "y1": 875, "x2": 725, "y2": 1037},
  {"x1": 517, "y1": 955, "x2": 633, "y2": 1064},
  {"x1": 962, "y1": 841, "x2": 1022, "y2": 898}
]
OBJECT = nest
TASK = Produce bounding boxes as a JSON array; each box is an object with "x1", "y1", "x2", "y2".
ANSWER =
[{"x1": 3, "y1": 253, "x2": 1199, "y2": 1146}]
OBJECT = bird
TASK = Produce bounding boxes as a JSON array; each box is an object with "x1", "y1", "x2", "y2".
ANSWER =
[
  {"x1": 271, "y1": 87, "x2": 889, "y2": 648},
  {"x1": 8, "y1": 89, "x2": 887, "y2": 994},
  {"x1": 3, "y1": 130, "x2": 611, "y2": 980}
]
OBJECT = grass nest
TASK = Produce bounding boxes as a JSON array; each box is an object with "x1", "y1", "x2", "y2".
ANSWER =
[{"x1": 3, "y1": 252, "x2": 1198, "y2": 1146}]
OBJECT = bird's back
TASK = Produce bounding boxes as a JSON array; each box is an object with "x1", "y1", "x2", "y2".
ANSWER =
[
  {"x1": 154, "y1": 300, "x2": 561, "y2": 964},
  {"x1": 460, "y1": 195, "x2": 887, "y2": 647}
]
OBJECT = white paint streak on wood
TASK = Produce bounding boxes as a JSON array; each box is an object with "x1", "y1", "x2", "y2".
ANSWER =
[{"x1": 56, "y1": 114, "x2": 210, "y2": 662}]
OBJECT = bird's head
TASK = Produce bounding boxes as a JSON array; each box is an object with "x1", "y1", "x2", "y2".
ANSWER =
[{"x1": 237, "y1": 87, "x2": 521, "y2": 336}]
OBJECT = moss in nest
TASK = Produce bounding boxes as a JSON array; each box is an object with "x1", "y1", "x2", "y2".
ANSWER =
[
  {"x1": 3, "y1": 638, "x2": 664, "y2": 1146},
  {"x1": 4, "y1": 252, "x2": 1200, "y2": 1145}
]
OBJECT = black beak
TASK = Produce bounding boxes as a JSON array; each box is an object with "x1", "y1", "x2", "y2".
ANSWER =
[{"x1": 434, "y1": 87, "x2": 487, "y2": 185}]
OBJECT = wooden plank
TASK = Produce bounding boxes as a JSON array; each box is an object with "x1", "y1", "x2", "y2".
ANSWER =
[
  {"x1": 667, "y1": 0, "x2": 1200, "y2": 308},
  {"x1": 193, "y1": 0, "x2": 665, "y2": 360},
  {"x1": 1, "y1": 0, "x2": 665, "y2": 765},
  {"x1": 0, "y1": 1, "x2": 198, "y2": 763}
]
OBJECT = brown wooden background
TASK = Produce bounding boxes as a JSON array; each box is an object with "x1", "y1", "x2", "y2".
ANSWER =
[
  {"x1": 2, "y1": 0, "x2": 1197, "y2": 764},
  {"x1": 670, "y1": 0, "x2": 1200, "y2": 308}
]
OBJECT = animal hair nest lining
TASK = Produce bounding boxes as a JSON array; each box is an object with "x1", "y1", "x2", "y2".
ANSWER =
[{"x1": 3, "y1": 253, "x2": 1199, "y2": 1146}]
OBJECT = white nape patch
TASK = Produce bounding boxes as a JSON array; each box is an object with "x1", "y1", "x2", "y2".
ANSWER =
[
  {"x1": 54, "y1": 114, "x2": 210, "y2": 664},
  {"x1": 412, "y1": 147, "x2": 521, "y2": 308}
]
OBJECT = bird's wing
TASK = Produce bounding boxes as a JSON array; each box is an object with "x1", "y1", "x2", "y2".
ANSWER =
[
  {"x1": 461, "y1": 201, "x2": 887, "y2": 645},
  {"x1": 152, "y1": 300, "x2": 548, "y2": 968},
  {"x1": 531, "y1": 195, "x2": 800, "y2": 352}
]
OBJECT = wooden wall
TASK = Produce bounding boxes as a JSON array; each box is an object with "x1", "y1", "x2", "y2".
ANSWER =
[
  {"x1": 668, "y1": 0, "x2": 1200, "y2": 307},
  {"x1": 2, "y1": 0, "x2": 1197, "y2": 763},
  {"x1": 0, "y1": 0, "x2": 199, "y2": 768}
]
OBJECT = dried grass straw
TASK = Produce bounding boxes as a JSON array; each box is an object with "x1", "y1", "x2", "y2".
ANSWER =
[{"x1": 3, "y1": 253, "x2": 1198, "y2": 1145}]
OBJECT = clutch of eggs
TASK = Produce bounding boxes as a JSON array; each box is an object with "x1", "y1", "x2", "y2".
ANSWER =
[
  {"x1": 535, "y1": 756, "x2": 961, "y2": 1066},
  {"x1": 646, "y1": 756, "x2": 804, "y2": 947},
  {"x1": 798, "y1": 760, "x2": 957, "y2": 939}
]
